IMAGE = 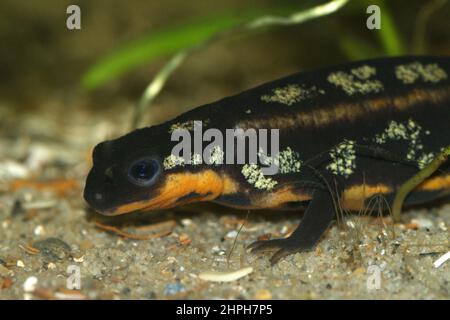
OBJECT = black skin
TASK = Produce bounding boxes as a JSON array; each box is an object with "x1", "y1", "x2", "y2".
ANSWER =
[{"x1": 85, "y1": 56, "x2": 450, "y2": 264}]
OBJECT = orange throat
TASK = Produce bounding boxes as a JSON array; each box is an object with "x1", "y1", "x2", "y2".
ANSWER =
[{"x1": 109, "y1": 170, "x2": 227, "y2": 215}]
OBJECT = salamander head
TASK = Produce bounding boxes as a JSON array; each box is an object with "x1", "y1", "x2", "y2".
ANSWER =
[{"x1": 84, "y1": 126, "x2": 225, "y2": 216}]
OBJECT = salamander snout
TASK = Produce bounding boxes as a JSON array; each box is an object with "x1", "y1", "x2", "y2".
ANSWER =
[{"x1": 84, "y1": 140, "x2": 164, "y2": 215}]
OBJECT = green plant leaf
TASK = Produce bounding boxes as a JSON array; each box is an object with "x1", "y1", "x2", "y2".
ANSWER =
[{"x1": 376, "y1": 2, "x2": 407, "y2": 56}]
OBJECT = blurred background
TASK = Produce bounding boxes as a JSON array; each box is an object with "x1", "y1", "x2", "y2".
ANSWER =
[{"x1": 0, "y1": 0, "x2": 449, "y2": 128}]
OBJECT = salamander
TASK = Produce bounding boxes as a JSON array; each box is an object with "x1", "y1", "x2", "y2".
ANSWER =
[{"x1": 84, "y1": 56, "x2": 450, "y2": 264}]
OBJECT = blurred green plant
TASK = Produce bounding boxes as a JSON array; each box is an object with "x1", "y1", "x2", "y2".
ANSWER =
[
  {"x1": 339, "y1": 0, "x2": 406, "y2": 60},
  {"x1": 340, "y1": 0, "x2": 448, "y2": 60},
  {"x1": 375, "y1": 1, "x2": 406, "y2": 56},
  {"x1": 82, "y1": 13, "x2": 250, "y2": 91},
  {"x1": 81, "y1": 0, "x2": 445, "y2": 129},
  {"x1": 131, "y1": 0, "x2": 350, "y2": 128},
  {"x1": 412, "y1": 0, "x2": 448, "y2": 54},
  {"x1": 81, "y1": 0, "x2": 350, "y2": 128}
]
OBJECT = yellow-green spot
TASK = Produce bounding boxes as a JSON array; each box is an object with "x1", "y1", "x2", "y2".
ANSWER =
[
  {"x1": 326, "y1": 140, "x2": 356, "y2": 177},
  {"x1": 327, "y1": 65, "x2": 383, "y2": 96},
  {"x1": 241, "y1": 164, "x2": 278, "y2": 191},
  {"x1": 208, "y1": 146, "x2": 224, "y2": 165},
  {"x1": 395, "y1": 62, "x2": 447, "y2": 84},
  {"x1": 163, "y1": 154, "x2": 185, "y2": 170},
  {"x1": 258, "y1": 146, "x2": 302, "y2": 174},
  {"x1": 374, "y1": 119, "x2": 434, "y2": 168},
  {"x1": 261, "y1": 84, "x2": 324, "y2": 106}
]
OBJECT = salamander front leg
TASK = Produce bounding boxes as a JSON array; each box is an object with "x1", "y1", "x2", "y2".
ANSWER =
[{"x1": 248, "y1": 188, "x2": 336, "y2": 265}]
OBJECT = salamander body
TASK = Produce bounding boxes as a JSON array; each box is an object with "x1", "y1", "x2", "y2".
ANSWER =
[{"x1": 84, "y1": 56, "x2": 450, "y2": 264}]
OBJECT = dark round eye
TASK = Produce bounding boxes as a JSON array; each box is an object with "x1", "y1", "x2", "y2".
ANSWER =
[{"x1": 128, "y1": 159, "x2": 160, "y2": 186}]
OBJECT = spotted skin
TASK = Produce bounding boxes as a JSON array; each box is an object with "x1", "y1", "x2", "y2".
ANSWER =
[{"x1": 84, "y1": 56, "x2": 450, "y2": 265}]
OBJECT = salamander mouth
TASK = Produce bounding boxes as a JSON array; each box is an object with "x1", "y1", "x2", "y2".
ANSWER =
[
  {"x1": 98, "y1": 197, "x2": 178, "y2": 216},
  {"x1": 95, "y1": 192, "x2": 215, "y2": 216}
]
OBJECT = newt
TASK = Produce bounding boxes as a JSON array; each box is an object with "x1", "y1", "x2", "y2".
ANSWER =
[{"x1": 84, "y1": 56, "x2": 450, "y2": 264}]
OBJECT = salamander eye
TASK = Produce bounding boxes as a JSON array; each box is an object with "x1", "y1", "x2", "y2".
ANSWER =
[{"x1": 127, "y1": 158, "x2": 161, "y2": 186}]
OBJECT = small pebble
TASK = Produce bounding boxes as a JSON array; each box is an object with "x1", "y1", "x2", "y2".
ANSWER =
[
  {"x1": 2, "y1": 220, "x2": 10, "y2": 229},
  {"x1": 163, "y1": 281, "x2": 186, "y2": 296},
  {"x1": 352, "y1": 267, "x2": 365, "y2": 276},
  {"x1": 26, "y1": 144, "x2": 54, "y2": 170},
  {"x1": 254, "y1": 289, "x2": 272, "y2": 300},
  {"x1": 438, "y1": 222, "x2": 447, "y2": 231},
  {"x1": 33, "y1": 237, "x2": 72, "y2": 261},
  {"x1": 1, "y1": 277, "x2": 13, "y2": 289},
  {"x1": 181, "y1": 219, "x2": 193, "y2": 226},
  {"x1": 34, "y1": 225, "x2": 45, "y2": 236},
  {"x1": 0, "y1": 160, "x2": 29, "y2": 180},
  {"x1": 225, "y1": 230, "x2": 238, "y2": 239},
  {"x1": 23, "y1": 276, "x2": 38, "y2": 292},
  {"x1": 346, "y1": 220, "x2": 356, "y2": 229},
  {"x1": 0, "y1": 265, "x2": 12, "y2": 277},
  {"x1": 73, "y1": 255, "x2": 85, "y2": 263},
  {"x1": 178, "y1": 234, "x2": 191, "y2": 246},
  {"x1": 23, "y1": 200, "x2": 56, "y2": 210},
  {"x1": 198, "y1": 267, "x2": 253, "y2": 282},
  {"x1": 434, "y1": 251, "x2": 450, "y2": 268},
  {"x1": 16, "y1": 260, "x2": 25, "y2": 268},
  {"x1": 410, "y1": 218, "x2": 433, "y2": 229}
]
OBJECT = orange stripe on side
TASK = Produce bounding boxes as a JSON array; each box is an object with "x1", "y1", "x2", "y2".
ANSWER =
[
  {"x1": 416, "y1": 174, "x2": 450, "y2": 191},
  {"x1": 237, "y1": 87, "x2": 450, "y2": 129},
  {"x1": 256, "y1": 186, "x2": 312, "y2": 208},
  {"x1": 341, "y1": 183, "x2": 392, "y2": 211}
]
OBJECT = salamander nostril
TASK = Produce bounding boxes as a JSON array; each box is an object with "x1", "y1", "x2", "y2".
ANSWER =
[
  {"x1": 94, "y1": 193, "x2": 103, "y2": 201},
  {"x1": 103, "y1": 167, "x2": 115, "y2": 185}
]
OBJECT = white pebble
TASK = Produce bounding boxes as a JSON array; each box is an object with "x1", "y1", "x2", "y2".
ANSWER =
[
  {"x1": 346, "y1": 220, "x2": 356, "y2": 229},
  {"x1": 434, "y1": 251, "x2": 450, "y2": 268},
  {"x1": 23, "y1": 276, "x2": 38, "y2": 292},
  {"x1": 225, "y1": 230, "x2": 238, "y2": 239},
  {"x1": 0, "y1": 160, "x2": 29, "y2": 180},
  {"x1": 33, "y1": 225, "x2": 45, "y2": 236},
  {"x1": 26, "y1": 144, "x2": 55, "y2": 171},
  {"x1": 438, "y1": 222, "x2": 447, "y2": 231},
  {"x1": 73, "y1": 256, "x2": 84, "y2": 263},
  {"x1": 411, "y1": 218, "x2": 433, "y2": 229},
  {"x1": 16, "y1": 260, "x2": 25, "y2": 268},
  {"x1": 198, "y1": 267, "x2": 253, "y2": 282},
  {"x1": 181, "y1": 219, "x2": 193, "y2": 226}
]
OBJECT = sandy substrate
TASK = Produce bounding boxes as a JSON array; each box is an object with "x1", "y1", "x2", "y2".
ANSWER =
[{"x1": 0, "y1": 101, "x2": 449, "y2": 300}]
